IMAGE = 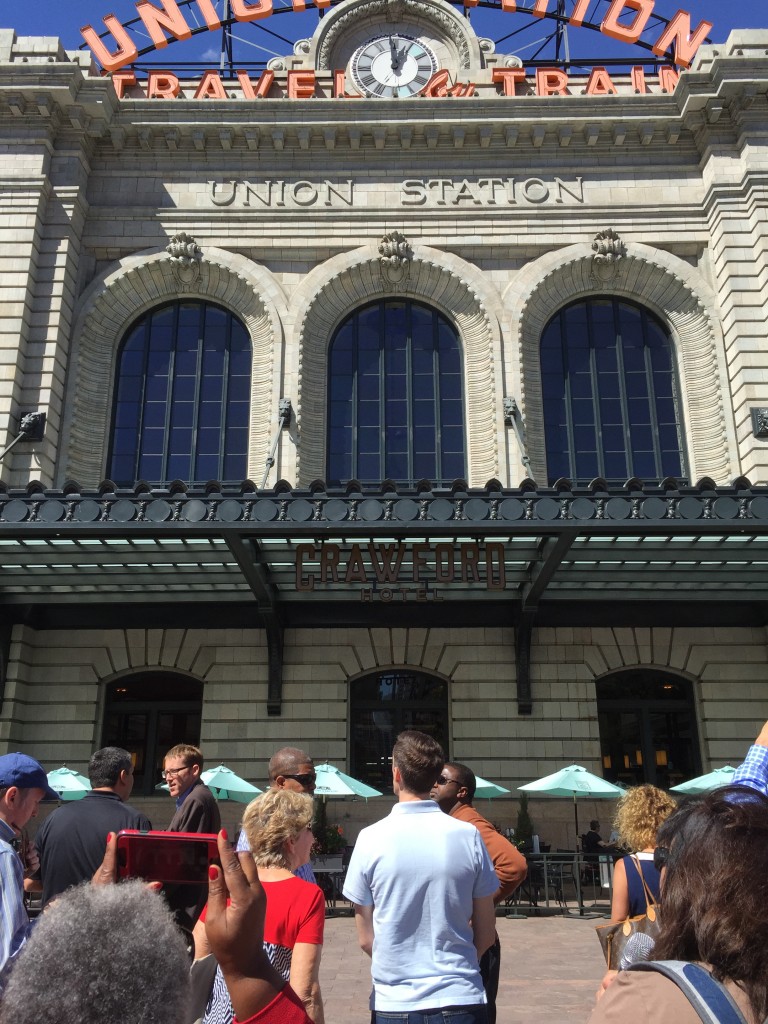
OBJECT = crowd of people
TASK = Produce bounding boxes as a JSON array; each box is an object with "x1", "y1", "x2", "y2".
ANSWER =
[{"x1": 0, "y1": 721, "x2": 766, "y2": 1023}]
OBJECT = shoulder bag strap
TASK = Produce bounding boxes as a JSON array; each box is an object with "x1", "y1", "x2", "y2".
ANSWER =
[
  {"x1": 630, "y1": 855, "x2": 658, "y2": 910},
  {"x1": 629, "y1": 962, "x2": 749, "y2": 1024}
]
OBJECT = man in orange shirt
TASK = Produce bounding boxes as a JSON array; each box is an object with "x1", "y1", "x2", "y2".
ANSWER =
[{"x1": 432, "y1": 762, "x2": 527, "y2": 1024}]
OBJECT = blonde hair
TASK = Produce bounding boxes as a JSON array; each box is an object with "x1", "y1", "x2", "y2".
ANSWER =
[
  {"x1": 613, "y1": 784, "x2": 676, "y2": 851},
  {"x1": 241, "y1": 789, "x2": 313, "y2": 868}
]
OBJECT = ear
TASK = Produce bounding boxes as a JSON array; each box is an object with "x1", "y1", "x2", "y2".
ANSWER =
[{"x1": 190, "y1": 763, "x2": 201, "y2": 780}]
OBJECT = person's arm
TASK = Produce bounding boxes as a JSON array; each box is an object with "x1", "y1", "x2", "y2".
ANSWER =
[
  {"x1": 610, "y1": 858, "x2": 629, "y2": 921},
  {"x1": 732, "y1": 721, "x2": 768, "y2": 797},
  {"x1": 471, "y1": 894, "x2": 496, "y2": 958},
  {"x1": 205, "y1": 831, "x2": 311, "y2": 1024},
  {"x1": 353, "y1": 903, "x2": 374, "y2": 957},
  {"x1": 0, "y1": 848, "x2": 33, "y2": 984},
  {"x1": 289, "y1": 943, "x2": 324, "y2": 1024},
  {"x1": 473, "y1": 818, "x2": 527, "y2": 903}
]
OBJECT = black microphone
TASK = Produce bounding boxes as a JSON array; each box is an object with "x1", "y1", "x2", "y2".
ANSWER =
[{"x1": 619, "y1": 932, "x2": 655, "y2": 970}]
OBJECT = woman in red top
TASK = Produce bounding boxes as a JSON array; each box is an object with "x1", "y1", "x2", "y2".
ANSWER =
[{"x1": 195, "y1": 789, "x2": 325, "y2": 1024}]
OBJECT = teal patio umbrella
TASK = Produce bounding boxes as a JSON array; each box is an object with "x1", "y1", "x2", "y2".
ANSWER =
[
  {"x1": 314, "y1": 763, "x2": 382, "y2": 799},
  {"x1": 201, "y1": 764, "x2": 262, "y2": 803},
  {"x1": 46, "y1": 766, "x2": 91, "y2": 801},
  {"x1": 474, "y1": 775, "x2": 510, "y2": 800},
  {"x1": 670, "y1": 765, "x2": 737, "y2": 795},
  {"x1": 519, "y1": 764, "x2": 624, "y2": 839}
]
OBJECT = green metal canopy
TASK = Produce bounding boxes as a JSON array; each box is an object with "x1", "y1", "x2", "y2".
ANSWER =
[{"x1": 1, "y1": 478, "x2": 767, "y2": 716}]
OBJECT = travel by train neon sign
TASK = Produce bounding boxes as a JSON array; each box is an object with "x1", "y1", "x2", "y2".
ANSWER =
[{"x1": 81, "y1": 0, "x2": 714, "y2": 73}]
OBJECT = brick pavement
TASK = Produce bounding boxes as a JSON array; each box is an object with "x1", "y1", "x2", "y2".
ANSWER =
[{"x1": 320, "y1": 912, "x2": 607, "y2": 1024}]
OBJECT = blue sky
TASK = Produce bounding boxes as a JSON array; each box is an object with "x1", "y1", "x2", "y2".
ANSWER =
[{"x1": 2, "y1": 0, "x2": 765, "y2": 65}]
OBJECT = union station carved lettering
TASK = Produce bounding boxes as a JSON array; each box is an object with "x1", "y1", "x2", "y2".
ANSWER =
[
  {"x1": 295, "y1": 541, "x2": 508, "y2": 596},
  {"x1": 208, "y1": 177, "x2": 584, "y2": 208}
]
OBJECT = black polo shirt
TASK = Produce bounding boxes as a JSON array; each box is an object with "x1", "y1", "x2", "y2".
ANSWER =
[{"x1": 36, "y1": 790, "x2": 151, "y2": 905}]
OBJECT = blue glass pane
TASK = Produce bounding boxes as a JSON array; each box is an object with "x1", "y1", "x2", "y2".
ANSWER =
[
  {"x1": 575, "y1": 451, "x2": 599, "y2": 479},
  {"x1": 413, "y1": 401, "x2": 435, "y2": 428},
  {"x1": 332, "y1": 375, "x2": 354, "y2": 401},
  {"x1": 201, "y1": 374, "x2": 223, "y2": 403},
  {"x1": 198, "y1": 428, "x2": 220, "y2": 455},
  {"x1": 358, "y1": 426, "x2": 380, "y2": 454},
  {"x1": 138, "y1": 455, "x2": 162, "y2": 479},
  {"x1": 442, "y1": 426, "x2": 463, "y2": 452},
  {"x1": 414, "y1": 426, "x2": 436, "y2": 453},
  {"x1": 385, "y1": 345, "x2": 406, "y2": 375},
  {"x1": 358, "y1": 454, "x2": 380, "y2": 480},
  {"x1": 116, "y1": 376, "x2": 143, "y2": 404},
  {"x1": 440, "y1": 375, "x2": 462, "y2": 401},
  {"x1": 387, "y1": 401, "x2": 407, "y2": 426},
  {"x1": 387, "y1": 454, "x2": 408, "y2": 477},
  {"x1": 169, "y1": 429, "x2": 193, "y2": 455},
  {"x1": 595, "y1": 346, "x2": 617, "y2": 373},
  {"x1": 228, "y1": 376, "x2": 250, "y2": 402},
  {"x1": 438, "y1": 340, "x2": 461, "y2": 375},
  {"x1": 121, "y1": 350, "x2": 145, "y2": 377},
  {"x1": 145, "y1": 375, "x2": 169, "y2": 402},
  {"x1": 177, "y1": 304, "x2": 200, "y2": 341},
  {"x1": 626, "y1": 375, "x2": 649, "y2": 400},
  {"x1": 149, "y1": 308, "x2": 175, "y2": 351},
  {"x1": 661, "y1": 452, "x2": 682, "y2": 476},
  {"x1": 174, "y1": 377, "x2": 195, "y2": 402},
  {"x1": 541, "y1": 320, "x2": 562, "y2": 350},
  {"x1": 114, "y1": 402, "x2": 141, "y2": 429},
  {"x1": 200, "y1": 401, "x2": 223, "y2": 429},
  {"x1": 230, "y1": 347, "x2": 250, "y2": 375},
  {"x1": 330, "y1": 401, "x2": 352, "y2": 428},
  {"x1": 359, "y1": 401, "x2": 380, "y2": 428},
  {"x1": 547, "y1": 451, "x2": 570, "y2": 481},
  {"x1": 112, "y1": 428, "x2": 138, "y2": 456},
  {"x1": 141, "y1": 428, "x2": 166, "y2": 455},
  {"x1": 623, "y1": 347, "x2": 646, "y2": 373},
  {"x1": 205, "y1": 305, "x2": 228, "y2": 345},
  {"x1": 167, "y1": 455, "x2": 192, "y2": 480},
  {"x1": 603, "y1": 452, "x2": 627, "y2": 479},
  {"x1": 175, "y1": 351, "x2": 197, "y2": 375},
  {"x1": 570, "y1": 372, "x2": 593, "y2": 399},
  {"x1": 413, "y1": 348, "x2": 433, "y2": 374},
  {"x1": 631, "y1": 426, "x2": 654, "y2": 451},
  {"x1": 413, "y1": 375, "x2": 436, "y2": 401},
  {"x1": 227, "y1": 403, "x2": 249, "y2": 429},
  {"x1": 414, "y1": 453, "x2": 436, "y2": 478},
  {"x1": 333, "y1": 349, "x2": 354, "y2": 374},
  {"x1": 574, "y1": 424, "x2": 597, "y2": 450},
  {"x1": 599, "y1": 398, "x2": 622, "y2": 424},
  {"x1": 658, "y1": 425, "x2": 681, "y2": 451},
  {"x1": 202, "y1": 348, "x2": 225, "y2": 376},
  {"x1": 329, "y1": 427, "x2": 351, "y2": 458},
  {"x1": 628, "y1": 398, "x2": 652, "y2": 425},
  {"x1": 195, "y1": 454, "x2": 219, "y2": 480},
  {"x1": 441, "y1": 399, "x2": 463, "y2": 427},
  {"x1": 386, "y1": 427, "x2": 408, "y2": 453},
  {"x1": 387, "y1": 376, "x2": 407, "y2": 401},
  {"x1": 572, "y1": 399, "x2": 595, "y2": 427},
  {"x1": 633, "y1": 452, "x2": 658, "y2": 479},
  {"x1": 223, "y1": 453, "x2": 247, "y2": 479},
  {"x1": 225, "y1": 428, "x2": 248, "y2": 453},
  {"x1": 441, "y1": 452, "x2": 465, "y2": 479},
  {"x1": 333, "y1": 323, "x2": 354, "y2": 350},
  {"x1": 143, "y1": 403, "x2": 166, "y2": 429},
  {"x1": 111, "y1": 456, "x2": 134, "y2": 484}
]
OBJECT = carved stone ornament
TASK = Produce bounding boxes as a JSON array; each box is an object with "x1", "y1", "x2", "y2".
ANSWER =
[
  {"x1": 752, "y1": 407, "x2": 768, "y2": 439},
  {"x1": 378, "y1": 231, "x2": 413, "y2": 287},
  {"x1": 591, "y1": 228, "x2": 626, "y2": 283},
  {"x1": 166, "y1": 231, "x2": 202, "y2": 286}
]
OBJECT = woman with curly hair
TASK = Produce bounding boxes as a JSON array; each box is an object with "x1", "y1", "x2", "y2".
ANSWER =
[
  {"x1": 610, "y1": 784, "x2": 676, "y2": 921},
  {"x1": 590, "y1": 787, "x2": 768, "y2": 1023},
  {"x1": 195, "y1": 788, "x2": 325, "y2": 1024}
]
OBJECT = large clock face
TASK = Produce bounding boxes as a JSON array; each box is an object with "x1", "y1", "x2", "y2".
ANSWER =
[{"x1": 350, "y1": 35, "x2": 439, "y2": 98}]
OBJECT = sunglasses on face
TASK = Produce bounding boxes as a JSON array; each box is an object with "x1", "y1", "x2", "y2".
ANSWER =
[{"x1": 282, "y1": 772, "x2": 316, "y2": 786}]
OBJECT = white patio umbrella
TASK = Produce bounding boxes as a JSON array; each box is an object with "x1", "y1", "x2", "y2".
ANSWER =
[
  {"x1": 670, "y1": 765, "x2": 737, "y2": 795},
  {"x1": 474, "y1": 775, "x2": 510, "y2": 799},
  {"x1": 46, "y1": 765, "x2": 91, "y2": 801},
  {"x1": 518, "y1": 764, "x2": 624, "y2": 839}
]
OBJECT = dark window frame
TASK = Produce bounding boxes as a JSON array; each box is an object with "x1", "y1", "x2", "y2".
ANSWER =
[
  {"x1": 349, "y1": 668, "x2": 450, "y2": 790},
  {"x1": 541, "y1": 297, "x2": 688, "y2": 486},
  {"x1": 327, "y1": 299, "x2": 466, "y2": 487},
  {"x1": 108, "y1": 300, "x2": 251, "y2": 487}
]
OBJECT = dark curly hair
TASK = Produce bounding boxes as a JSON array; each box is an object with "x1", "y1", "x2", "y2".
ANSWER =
[{"x1": 653, "y1": 786, "x2": 768, "y2": 1021}]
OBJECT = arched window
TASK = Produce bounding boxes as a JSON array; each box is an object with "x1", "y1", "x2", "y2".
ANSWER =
[
  {"x1": 327, "y1": 300, "x2": 465, "y2": 487},
  {"x1": 350, "y1": 669, "x2": 449, "y2": 790},
  {"x1": 541, "y1": 298, "x2": 686, "y2": 485},
  {"x1": 108, "y1": 301, "x2": 251, "y2": 487},
  {"x1": 596, "y1": 669, "x2": 701, "y2": 789},
  {"x1": 101, "y1": 673, "x2": 204, "y2": 796}
]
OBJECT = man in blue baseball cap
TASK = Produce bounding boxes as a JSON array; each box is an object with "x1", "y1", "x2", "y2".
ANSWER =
[{"x1": 0, "y1": 752, "x2": 57, "y2": 991}]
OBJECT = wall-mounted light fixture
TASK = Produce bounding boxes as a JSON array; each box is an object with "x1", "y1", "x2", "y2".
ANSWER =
[{"x1": 0, "y1": 411, "x2": 46, "y2": 466}]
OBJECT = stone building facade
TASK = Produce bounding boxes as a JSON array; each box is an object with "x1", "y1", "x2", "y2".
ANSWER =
[{"x1": 0, "y1": 2, "x2": 767, "y2": 840}]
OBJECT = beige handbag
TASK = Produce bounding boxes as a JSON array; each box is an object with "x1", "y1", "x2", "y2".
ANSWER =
[{"x1": 595, "y1": 856, "x2": 661, "y2": 970}]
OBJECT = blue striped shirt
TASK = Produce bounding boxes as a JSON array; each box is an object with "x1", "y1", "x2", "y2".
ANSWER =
[
  {"x1": 0, "y1": 819, "x2": 33, "y2": 992},
  {"x1": 732, "y1": 744, "x2": 768, "y2": 798}
]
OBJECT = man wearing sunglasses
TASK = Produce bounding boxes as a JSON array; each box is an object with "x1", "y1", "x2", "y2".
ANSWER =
[
  {"x1": 236, "y1": 747, "x2": 318, "y2": 884},
  {"x1": 432, "y1": 763, "x2": 527, "y2": 1024}
]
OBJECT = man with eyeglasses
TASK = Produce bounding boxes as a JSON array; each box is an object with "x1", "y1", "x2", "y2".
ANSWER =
[
  {"x1": 37, "y1": 746, "x2": 151, "y2": 907},
  {"x1": 431, "y1": 762, "x2": 527, "y2": 1024},
  {"x1": 164, "y1": 743, "x2": 221, "y2": 835},
  {"x1": 235, "y1": 747, "x2": 317, "y2": 883}
]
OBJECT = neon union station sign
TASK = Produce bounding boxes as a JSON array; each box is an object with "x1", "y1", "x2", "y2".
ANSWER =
[{"x1": 81, "y1": 0, "x2": 714, "y2": 77}]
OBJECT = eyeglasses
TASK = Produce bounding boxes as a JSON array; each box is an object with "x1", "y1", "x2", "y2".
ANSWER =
[
  {"x1": 161, "y1": 766, "x2": 190, "y2": 779},
  {"x1": 435, "y1": 776, "x2": 460, "y2": 787},
  {"x1": 282, "y1": 772, "x2": 316, "y2": 786}
]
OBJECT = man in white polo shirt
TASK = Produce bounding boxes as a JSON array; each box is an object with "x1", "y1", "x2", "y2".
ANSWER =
[{"x1": 343, "y1": 730, "x2": 497, "y2": 1024}]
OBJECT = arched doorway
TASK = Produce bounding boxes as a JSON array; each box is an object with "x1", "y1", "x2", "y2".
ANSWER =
[
  {"x1": 596, "y1": 669, "x2": 701, "y2": 788},
  {"x1": 350, "y1": 669, "x2": 449, "y2": 790},
  {"x1": 101, "y1": 673, "x2": 203, "y2": 796}
]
